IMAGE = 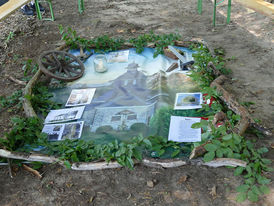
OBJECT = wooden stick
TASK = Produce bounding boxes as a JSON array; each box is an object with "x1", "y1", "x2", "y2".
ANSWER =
[
  {"x1": 22, "y1": 164, "x2": 42, "y2": 179},
  {"x1": 7, "y1": 158, "x2": 13, "y2": 178},
  {"x1": 6, "y1": 75, "x2": 27, "y2": 86}
]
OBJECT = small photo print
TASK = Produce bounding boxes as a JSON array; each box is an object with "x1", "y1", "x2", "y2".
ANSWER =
[
  {"x1": 174, "y1": 92, "x2": 202, "y2": 110},
  {"x1": 61, "y1": 121, "x2": 84, "y2": 140},
  {"x1": 44, "y1": 106, "x2": 85, "y2": 124},
  {"x1": 42, "y1": 121, "x2": 84, "y2": 141},
  {"x1": 66, "y1": 88, "x2": 96, "y2": 107},
  {"x1": 106, "y1": 50, "x2": 129, "y2": 63}
]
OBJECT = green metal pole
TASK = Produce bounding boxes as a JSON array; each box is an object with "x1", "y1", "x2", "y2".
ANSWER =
[
  {"x1": 213, "y1": 0, "x2": 217, "y2": 27},
  {"x1": 35, "y1": 0, "x2": 42, "y2": 20},
  {"x1": 198, "y1": 0, "x2": 202, "y2": 15},
  {"x1": 226, "y1": 0, "x2": 231, "y2": 24},
  {"x1": 78, "y1": 0, "x2": 84, "y2": 14}
]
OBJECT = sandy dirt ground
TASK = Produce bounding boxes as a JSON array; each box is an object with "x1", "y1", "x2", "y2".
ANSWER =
[{"x1": 0, "y1": 0, "x2": 273, "y2": 205}]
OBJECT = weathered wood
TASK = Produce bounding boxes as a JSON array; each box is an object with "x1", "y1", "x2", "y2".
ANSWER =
[
  {"x1": 71, "y1": 161, "x2": 123, "y2": 170},
  {"x1": 23, "y1": 69, "x2": 42, "y2": 118},
  {"x1": 234, "y1": 0, "x2": 274, "y2": 19},
  {"x1": 23, "y1": 164, "x2": 42, "y2": 179},
  {"x1": 6, "y1": 75, "x2": 27, "y2": 86},
  {"x1": 190, "y1": 74, "x2": 272, "y2": 159},
  {"x1": 0, "y1": 0, "x2": 31, "y2": 21},
  {"x1": 202, "y1": 158, "x2": 247, "y2": 168},
  {"x1": 142, "y1": 159, "x2": 187, "y2": 168}
]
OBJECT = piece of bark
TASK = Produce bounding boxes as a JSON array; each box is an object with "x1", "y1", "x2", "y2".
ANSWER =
[
  {"x1": 211, "y1": 75, "x2": 272, "y2": 136},
  {"x1": 142, "y1": 158, "x2": 187, "y2": 168},
  {"x1": 23, "y1": 164, "x2": 42, "y2": 179},
  {"x1": 71, "y1": 161, "x2": 123, "y2": 170},
  {"x1": 202, "y1": 158, "x2": 247, "y2": 168},
  {"x1": 6, "y1": 75, "x2": 27, "y2": 86}
]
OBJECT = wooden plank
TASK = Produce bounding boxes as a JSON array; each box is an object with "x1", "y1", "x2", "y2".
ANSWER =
[
  {"x1": 0, "y1": 0, "x2": 31, "y2": 21},
  {"x1": 234, "y1": 0, "x2": 274, "y2": 19}
]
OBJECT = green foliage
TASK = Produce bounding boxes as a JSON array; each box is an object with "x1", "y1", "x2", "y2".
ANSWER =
[
  {"x1": 147, "y1": 135, "x2": 191, "y2": 158},
  {"x1": 25, "y1": 83, "x2": 61, "y2": 117},
  {"x1": 0, "y1": 90, "x2": 23, "y2": 112},
  {"x1": 37, "y1": 135, "x2": 152, "y2": 169},
  {"x1": 59, "y1": 26, "x2": 181, "y2": 57},
  {"x1": 0, "y1": 117, "x2": 45, "y2": 151},
  {"x1": 5, "y1": 31, "x2": 15, "y2": 44},
  {"x1": 0, "y1": 31, "x2": 271, "y2": 203},
  {"x1": 21, "y1": 59, "x2": 39, "y2": 80}
]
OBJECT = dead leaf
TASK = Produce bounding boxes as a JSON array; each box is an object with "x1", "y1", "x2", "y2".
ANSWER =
[
  {"x1": 89, "y1": 196, "x2": 94, "y2": 203},
  {"x1": 117, "y1": 29, "x2": 124, "y2": 33},
  {"x1": 163, "y1": 192, "x2": 173, "y2": 203},
  {"x1": 209, "y1": 185, "x2": 217, "y2": 199},
  {"x1": 173, "y1": 190, "x2": 191, "y2": 200},
  {"x1": 178, "y1": 175, "x2": 188, "y2": 184}
]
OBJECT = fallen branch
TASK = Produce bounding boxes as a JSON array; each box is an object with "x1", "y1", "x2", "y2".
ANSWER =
[
  {"x1": 202, "y1": 158, "x2": 247, "y2": 168},
  {"x1": 23, "y1": 164, "x2": 42, "y2": 179},
  {"x1": 190, "y1": 74, "x2": 272, "y2": 159},
  {"x1": 6, "y1": 75, "x2": 27, "y2": 86},
  {"x1": 211, "y1": 75, "x2": 272, "y2": 136}
]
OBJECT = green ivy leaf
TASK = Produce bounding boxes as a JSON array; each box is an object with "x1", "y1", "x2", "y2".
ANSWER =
[
  {"x1": 64, "y1": 160, "x2": 71, "y2": 169},
  {"x1": 247, "y1": 190, "x2": 258, "y2": 202},
  {"x1": 143, "y1": 139, "x2": 152, "y2": 148},
  {"x1": 216, "y1": 148, "x2": 223, "y2": 158},
  {"x1": 203, "y1": 151, "x2": 215, "y2": 162},
  {"x1": 245, "y1": 177, "x2": 255, "y2": 185},
  {"x1": 132, "y1": 148, "x2": 142, "y2": 160},
  {"x1": 234, "y1": 167, "x2": 244, "y2": 176},
  {"x1": 204, "y1": 144, "x2": 218, "y2": 152},
  {"x1": 191, "y1": 122, "x2": 201, "y2": 129},
  {"x1": 236, "y1": 184, "x2": 250, "y2": 193},
  {"x1": 171, "y1": 149, "x2": 181, "y2": 158},
  {"x1": 233, "y1": 134, "x2": 242, "y2": 144},
  {"x1": 257, "y1": 175, "x2": 271, "y2": 185},
  {"x1": 257, "y1": 147, "x2": 268, "y2": 154},
  {"x1": 222, "y1": 134, "x2": 232, "y2": 141},
  {"x1": 259, "y1": 185, "x2": 270, "y2": 194},
  {"x1": 251, "y1": 185, "x2": 262, "y2": 196},
  {"x1": 236, "y1": 192, "x2": 247, "y2": 203},
  {"x1": 261, "y1": 158, "x2": 272, "y2": 165}
]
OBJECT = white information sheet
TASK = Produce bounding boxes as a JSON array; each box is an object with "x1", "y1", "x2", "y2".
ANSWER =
[
  {"x1": 168, "y1": 116, "x2": 201, "y2": 142},
  {"x1": 44, "y1": 106, "x2": 85, "y2": 124},
  {"x1": 66, "y1": 88, "x2": 96, "y2": 107}
]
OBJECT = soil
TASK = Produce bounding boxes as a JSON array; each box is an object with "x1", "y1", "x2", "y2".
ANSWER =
[{"x1": 0, "y1": 0, "x2": 273, "y2": 205}]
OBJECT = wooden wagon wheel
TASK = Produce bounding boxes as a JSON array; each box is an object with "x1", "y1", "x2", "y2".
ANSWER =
[{"x1": 38, "y1": 50, "x2": 85, "y2": 82}]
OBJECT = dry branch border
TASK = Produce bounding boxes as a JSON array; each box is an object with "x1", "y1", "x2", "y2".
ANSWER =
[{"x1": 0, "y1": 39, "x2": 254, "y2": 170}]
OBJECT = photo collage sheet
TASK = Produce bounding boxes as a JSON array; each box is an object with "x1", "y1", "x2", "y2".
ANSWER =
[{"x1": 42, "y1": 50, "x2": 130, "y2": 141}]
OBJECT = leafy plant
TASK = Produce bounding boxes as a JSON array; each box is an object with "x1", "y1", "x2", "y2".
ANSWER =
[
  {"x1": 25, "y1": 83, "x2": 61, "y2": 117},
  {"x1": 0, "y1": 117, "x2": 45, "y2": 151},
  {"x1": 0, "y1": 90, "x2": 24, "y2": 112},
  {"x1": 22, "y1": 59, "x2": 39, "y2": 78}
]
